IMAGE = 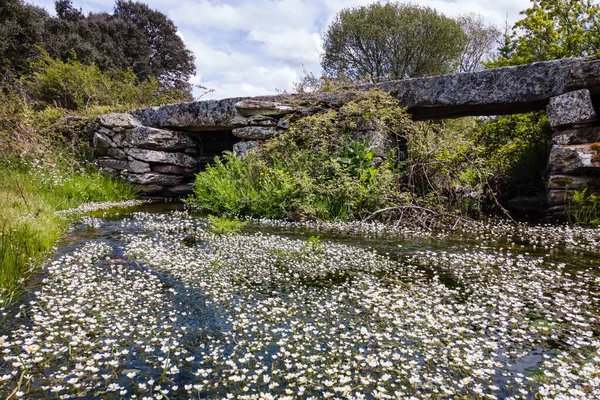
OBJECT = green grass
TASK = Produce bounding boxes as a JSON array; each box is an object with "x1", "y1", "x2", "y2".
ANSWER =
[{"x1": 0, "y1": 157, "x2": 135, "y2": 305}]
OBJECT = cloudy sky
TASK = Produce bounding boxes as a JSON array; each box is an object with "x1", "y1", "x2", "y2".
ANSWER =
[{"x1": 30, "y1": 0, "x2": 531, "y2": 99}]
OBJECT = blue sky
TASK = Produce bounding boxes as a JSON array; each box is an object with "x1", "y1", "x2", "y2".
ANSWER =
[{"x1": 30, "y1": 0, "x2": 531, "y2": 100}]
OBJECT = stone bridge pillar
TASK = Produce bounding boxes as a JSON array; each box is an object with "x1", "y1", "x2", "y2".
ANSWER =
[{"x1": 546, "y1": 89, "x2": 600, "y2": 217}]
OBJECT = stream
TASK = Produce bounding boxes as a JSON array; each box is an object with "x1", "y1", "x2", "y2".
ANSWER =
[{"x1": 0, "y1": 202, "x2": 599, "y2": 399}]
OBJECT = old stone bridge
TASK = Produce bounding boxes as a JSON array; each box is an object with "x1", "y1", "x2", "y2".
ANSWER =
[{"x1": 93, "y1": 57, "x2": 600, "y2": 215}]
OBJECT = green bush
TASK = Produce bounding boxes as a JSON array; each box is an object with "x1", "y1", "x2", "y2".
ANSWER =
[
  {"x1": 567, "y1": 189, "x2": 600, "y2": 226},
  {"x1": 473, "y1": 112, "x2": 550, "y2": 197},
  {"x1": 189, "y1": 91, "x2": 404, "y2": 221},
  {"x1": 26, "y1": 52, "x2": 190, "y2": 110}
]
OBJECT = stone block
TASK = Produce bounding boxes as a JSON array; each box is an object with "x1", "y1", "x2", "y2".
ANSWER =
[
  {"x1": 96, "y1": 158, "x2": 128, "y2": 170},
  {"x1": 128, "y1": 148, "x2": 198, "y2": 168},
  {"x1": 137, "y1": 184, "x2": 164, "y2": 194},
  {"x1": 248, "y1": 115, "x2": 278, "y2": 126},
  {"x1": 127, "y1": 126, "x2": 196, "y2": 151},
  {"x1": 277, "y1": 118, "x2": 290, "y2": 129},
  {"x1": 547, "y1": 190, "x2": 571, "y2": 207},
  {"x1": 547, "y1": 89, "x2": 597, "y2": 128},
  {"x1": 552, "y1": 126, "x2": 600, "y2": 145},
  {"x1": 235, "y1": 100, "x2": 296, "y2": 117},
  {"x1": 232, "y1": 126, "x2": 282, "y2": 140},
  {"x1": 108, "y1": 148, "x2": 127, "y2": 160},
  {"x1": 547, "y1": 174, "x2": 600, "y2": 190},
  {"x1": 98, "y1": 113, "x2": 141, "y2": 128},
  {"x1": 93, "y1": 132, "x2": 114, "y2": 157},
  {"x1": 127, "y1": 173, "x2": 183, "y2": 186},
  {"x1": 128, "y1": 160, "x2": 151, "y2": 173},
  {"x1": 233, "y1": 141, "x2": 259, "y2": 157},
  {"x1": 163, "y1": 184, "x2": 194, "y2": 197},
  {"x1": 548, "y1": 143, "x2": 600, "y2": 173},
  {"x1": 152, "y1": 164, "x2": 184, "y2": 174}
]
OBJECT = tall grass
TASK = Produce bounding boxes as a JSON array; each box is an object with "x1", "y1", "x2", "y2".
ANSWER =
[{"x1": 0, "y1": 157, "x2": 135, "y2": 305}]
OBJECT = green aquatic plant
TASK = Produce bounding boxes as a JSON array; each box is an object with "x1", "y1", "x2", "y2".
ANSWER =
[
  {"x1": 567, "y1": 188, "x2": 600, "y2": 225},
  {"x1": 207, "y1": 215, "x2": 248, "y2": 234}
]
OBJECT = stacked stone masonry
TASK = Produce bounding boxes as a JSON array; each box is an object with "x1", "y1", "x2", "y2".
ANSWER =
[
  {"x1": 546, "y1": 89, "x2": 600, "y2": 217},
  {"x1": 92, "y1": 58, "x2": 600, "y2": 203}
]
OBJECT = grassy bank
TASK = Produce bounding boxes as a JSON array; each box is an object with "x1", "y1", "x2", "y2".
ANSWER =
[
  {"x1": 0, "y1": 90, "x2": 138, "y2": 305},
  {"x1": 0, "y1": 157, "x2": 135, "y2": 305}
]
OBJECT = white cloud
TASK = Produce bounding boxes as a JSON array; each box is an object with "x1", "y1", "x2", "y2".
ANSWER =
[{"x1": 247, "y1": 29, "x2": 323, "y2": 65}]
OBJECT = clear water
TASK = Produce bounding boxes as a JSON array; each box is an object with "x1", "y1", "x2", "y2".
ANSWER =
[{"x1": 1, "y1": 203, "x2": 598, "y2": 399}]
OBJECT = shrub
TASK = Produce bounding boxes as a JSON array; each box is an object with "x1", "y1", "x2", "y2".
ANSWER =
[
  {"x1": 26, "y1": 51, "x2": 191, "y2": 110},
  {"x1": 189, "y1": 90, "x2": 406, "y2": 221},
  {"x1": 567, "y1": 189, "x2": 600, "y2": 226}
]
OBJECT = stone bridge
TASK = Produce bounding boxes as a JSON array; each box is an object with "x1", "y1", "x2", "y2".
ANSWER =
[{"x1": 93, "y1": 57, "x2": 600, "y2": 215}]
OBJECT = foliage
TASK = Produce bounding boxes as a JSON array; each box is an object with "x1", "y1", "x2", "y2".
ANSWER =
[
  {"x1": 207, "y1": 215, "x2": 248, "y2": 235},
  {"x1": 567, "y1": 188, "x2": 600, "y2": 225},
  {"x1": 190, "y1": 91, "x2": 408, "y2": 221},
  {"x1": 473, "y1": 112, "x2": 551, "y2": 197},
  {"x1": 0, "y1": 85, "x2": 135, "y2": 305},
  {"x1": 321, "y1": 2, "x2": 467, "y2": 80},
  {"x1": 489, "y1": 0, "x2": 600, "y2": 67},
  {"x1": 402, "y1": 117, "x2": 493, "y2": 214},
  {"x1": 41, "y1": 0, "x2": 195, "y2": 91},
  {"x1": 25, "y1": 52, "x2": 190, "y2": 110},
  {"x1": 0, "y1": 0, "x2": 49, "y2": 85},
  {"x1": 0, "y1": 0, "x2": 195, "y2": 94}
]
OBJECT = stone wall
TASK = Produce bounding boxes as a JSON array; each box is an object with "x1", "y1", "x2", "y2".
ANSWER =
[
  {"x1": 92, "y1": 98, "x2": 400, "y2": 196},
  {"x1": 546, "y1": 89, "x2": 600, "y2": 218},
  {"x1": 92, "y1": 57, "x2": 600, "y2": 207}
]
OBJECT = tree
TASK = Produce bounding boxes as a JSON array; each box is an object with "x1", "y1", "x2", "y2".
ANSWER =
[
  {"x1": 112, "y1": 1, "x2": 195, "y2": 90},
  {"x1": 0, "y1": 0, "x2": 49, "y2": 85},
  {"x1": 321, "y1": 2, "x2": 467, "y2": 81},
  {"x1": 490, "y1": 0, "x2": 600, "y2": 67},
  {"x1": 456, "y1": 14, "x2": 501, "y2": 72},
  {"x1": 42, "y1": 0, "x2": 195, "y2": 92}
]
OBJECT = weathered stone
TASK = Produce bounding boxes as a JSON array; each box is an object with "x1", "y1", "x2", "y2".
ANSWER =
[
  {"x1": 112, "y1": 133, "x2": 126, "y2": 147},
  {"x1": 277, "y1": 118, "x2": 290, "y2": 129},
  {"x1": 232, "y1": 126, "x2": 282, "y2": 140},
  {"x1": 96, "y1": 158, "x2": 128, "y2": 170},
  {"x1": 96, "y1": 126, "x2": 117, "y2": 138},
  {"x1": 127, "y1": 173, "x2": 183, "y2": 186},
  {"x1": 547, "y1": 174, "x2": 600, "y2": 190},
  {"x1": 552, "y1": 126, "x2": 600, "y2": 145},
  {"x1": 184, "y1": 147, "x2": 198, "y2": 155},
  {"x1": 163, "y1": 184, "x2": 194, "y2": 196},
  {"x1": 233, "y1": 141, "x2": 259, "y2": 157},
  {"x1": 548, "y1": 143, "x2": 600, "y2": 173},
  {"x1": 127, "y1": 126, "x2": 196, "y2": 151},
  {"x1": 152, "y1": 164, "x2": 184, "y2": 174},
  {"x1": 98, "y1": 113, "x2": 141, "y2": 128},
  {"x1": 131, "y1": 98, "x2": 249, "y2": 131},
  {"x1": 124, "y1": 58, "x2": 600, "y2": 127},
  {"x1": 128, "y1": 148, "x2": 198, "y2": 168},
  {"x1": 108, "y1": 147, "x2": 127, "y2": 160},
  {"x1": 248, "y1": 115, "x2": 278, "y2": 126},
  {"x1": 547, "y1": 190, "x2": 571, "y2": 206},
  {"x1": 363, "y1": 58, "x2": 600, "y2": 120},
  {"x1": 128, "y1": 160, "x2": 151, "y2": 173},
  {"x1": 93, "y1": 132, "x2": 114, "y2": 156},
  {"x1": 137, "y1": 184, "x2": 164, "y2": 194},
  {"x1": 547, "y1": 89, "x2": 597, "y2": 128},
  {"x1": 235, "y1": 100, "x2": 297, "y2": 117}
]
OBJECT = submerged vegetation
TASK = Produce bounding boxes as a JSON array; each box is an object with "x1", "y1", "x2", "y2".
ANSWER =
[{"x1": 1, "y1": 210, "x2": 599, "y2": 398}]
